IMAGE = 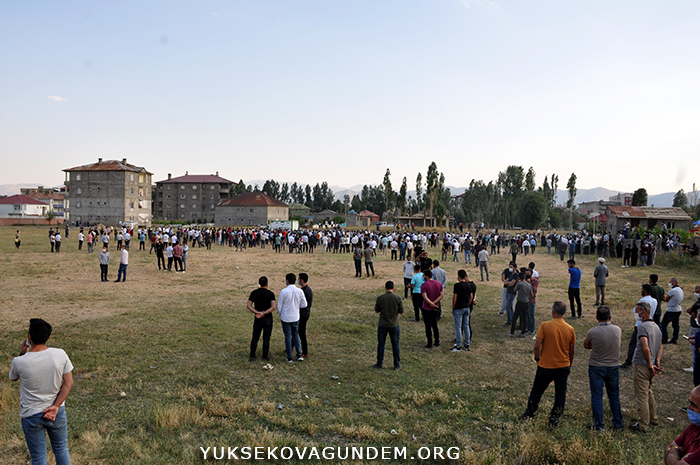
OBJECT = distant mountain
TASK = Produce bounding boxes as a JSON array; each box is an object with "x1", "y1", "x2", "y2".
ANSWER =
[{"x1": 0, "y1": 184, "x2": 52, "y2": 196}]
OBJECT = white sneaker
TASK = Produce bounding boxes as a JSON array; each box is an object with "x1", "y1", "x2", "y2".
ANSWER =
[{"x1": 684, "y1": 367, "x2": 694, "y2": 372}]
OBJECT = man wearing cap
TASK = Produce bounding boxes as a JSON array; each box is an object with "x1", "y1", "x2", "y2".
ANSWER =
[{"x1": 593, "y1": 257, "x2": 609, "y2": 306}]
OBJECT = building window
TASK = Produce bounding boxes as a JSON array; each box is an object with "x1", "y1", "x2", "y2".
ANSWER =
[
  {"x1": 166, "y1": 213, "x2": 171, "y2": 219},
  {"x1": 181, "y1": 194, "x2": 185, "y2": 199},
  {"x1": 211, "y1": 204, "x2": 215, "y2": 210},
  {"x1": 130, "y1": 188, "x2": 135, "y2": 195},
  {"x1": 76, "y1": 173, "x2": 81, "y2": 181},
  {"x1": 276, "y1": 209, "x2": 279, "y2": 214},
  {"x1": 192, "y1": 204, "x2": 197, "y2": 209},
  {"x1": 139, "y1": 188, "x2": 144, "y2": 196},
  {"x1": 167, "y1": 195, "x2": 171, "y2": 199},
  {"x1": 76, "y1": 202, "x2": 81, "y2": 208},
  {"x1": 192, "y1": 186, "x2": 197, "y2": 190},
  {"x1": 210, "y1": 195, "x2": 214, "y2": 200},
  {"x1": 192, "y1": 195, "x2": 197, "y2": 200},
  {"x1": 192, "y1": 213, "x2": 197, "y2": 219},
  {"x1": 130, "y1": 174, "x2": 135, "y2": 181},
  {"x1": 167, "y1": 185, "x2": 171, "y2": 190},
  {"x1": 76, "y1": 188, "x2": 82, "y2": 194},
  {"x1": 181, "y1": 213, "x2": 185, "y2": 218},
  {"x1": 166, "y1": 204, "x2": 171, "y2": 209},
  {"x1": 139, "y1": 174, "x2": 145, "y2": 183},
  {"x1": 210, "y1": 185, "x2": 215, "y2": 190},
  {"x1": 181, "y1": 204, "x2": 185, "y2": 209},
  {"x1": 250, "y1": 209, "x2": 254, "y2": 214},
  {"x1": 181, "y1": 185, "x2": 185, "y2": 190},
  {"x1": 130, "y1": 202, "x2": 134, "y2": 209}
]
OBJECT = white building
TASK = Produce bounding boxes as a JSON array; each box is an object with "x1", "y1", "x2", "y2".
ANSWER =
[{"x1": 0, "y1": 195, "x2": 49, "y2": 218}]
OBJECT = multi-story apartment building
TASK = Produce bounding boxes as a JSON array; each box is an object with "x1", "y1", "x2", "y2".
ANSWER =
[
  {"x1": 155, "y1": 172, "x2": 233, "y2": 222},
  {"x1": 63, "y1": 158, "x2": 153, "y2": 227}
]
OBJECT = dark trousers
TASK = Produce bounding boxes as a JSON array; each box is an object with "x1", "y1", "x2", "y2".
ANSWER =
[
  {"x1": 568, "y1": 287, "x2": 582, "y2": 317},
  {"x1": 422, "y1": 309, "x2": 440, "y2": 346},
  {"x1": 624, "y1": 327, "x2": 638, "y2": 365},
  {"x1": 100, "y1": 264, "x2": 108, "y2": 281},
  {"x1": 377, "y1": 325, "x2": 400, "y2": 368},
  {"x1": 365, "y1": 262, "x2": 375, "y2": 277},
  {"x1": 524, "y1": 366, "x2": 571, "y2": 426},
  {"x1": 511, "y1": 253, "x2": 517, "y2": 263},
  {"x1": 139, "y1": 241, "x2": 145, "y2": 250},
  {"x1": 354, "y1": 259, "x2": 362, "y2": 277},
  {"x1": 411, "y1": 293, "x2": 423, "y2": 321},
  {"x1": 661, "y1": 311, "x2": 681, "y2": 343},
  {"x1": 299, "y1": 309, "x2": 310, "y2": 356},
  {"x1": 167, "y1": 257, "x2": 173, "y2": 271},
  {"x1": 250, "y1": 318, "x2": 273, "y2": 359},
  {"x1": 174, "y1": 257, "x2": 183, "y2": 272},
  {"x1": 404, "y1": 277, "x2": 411, "y2": 299},
  {"x1": 157, "y1": 254, "x2": 165, "y2": 270},
  {"x1": 511, "y1": 301, "x2": 529, "y2": 334},
  {"x1": 78, "y1": 240, "x2": 83, "y2": 250},
  {"x1": 116, "y1": 263, "x2": 127, "y2": 282}
]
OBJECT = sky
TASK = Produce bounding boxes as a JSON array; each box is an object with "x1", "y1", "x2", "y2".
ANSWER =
[{"x1": 1, "y1": 0, "x2": 699, "y2": 195}]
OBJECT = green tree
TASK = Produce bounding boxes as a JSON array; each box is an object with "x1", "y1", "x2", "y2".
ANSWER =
[
  {"x1": 550, "y1": 173, "x2": 559, "y2": 208},
  {"x1": 304, "y1": 184, "x2": 313, "y2": 208},
  {"x1": 397, "y1": 177, "x2": 407, "y2": 215},
  {"x1": 279, "y1": 183, "x2": 290, "y2": 203},
  {"x1": 632, "y1": 188, "x2": 648, "y2": 206},
  {"x1": 516, "y1": 191, "x2": 548, "y2": 229},
  {"x1": 497, "y1": 165, "x2": 525, "y2": 228},
  {"x1": 231, "y1": 180, "x2": 246, "y2": 195},
  {"x1": 425, "y1": 162, "x2": 440, "y2": 224},
  {"x1": 383, "y1": 169, "x2": 393, "y2": 219},
  {"x1": 262, "y1": 180, "x2": 280, "y2": 199},
  {"x1": 525, "y1": 167, "x2": 536, "y2": 192},
  {"x1": 566, "y1": 173, "x2": 577, "y2": 209},
  {"x1": 415, "y1": 173, "x2": 423, "y2": 213},
  {"x1": 673, "y1": 189, "x2": 688, "y2": 209}
]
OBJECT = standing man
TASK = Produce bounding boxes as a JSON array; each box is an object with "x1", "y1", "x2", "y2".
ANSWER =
[
  {"x1": 567, "y1": 259, "x2": 583, "y2": 319},
  {"x1": 277, "y1": 273, "x2": 307, "y2": 363},
  {"x1": 509, "y1": 239, "x2": 519, "y2": 264},
  {"x1": 649, "y1": 274, "x2": 665, "y2": 326},
  {"x1": 478, "y1": 247, "x2": 489, "y2": 281},
  {"x1": 353, "y1": 244, "x2": 363, "y2": 278},
  {"x1": 165, "y1": 242, "x2": 174, "y2": 271},
  {"x1": 9, "y1": 319, "x2": 74, "y2": 465},
  {"x1": 452, "y1": 270, "x2": 475, "y2": 352},
  {"x1": 364, "y1": 243, "x2": 375, "y2": 278},
  {"x1": 593, "y1": 257, "x2": 609, "y2": 306},
  {"x1": 373, "y1": 281, "x2": 403, "y2": 370},
  {"x1": 402, "y1": 256, "x2": 414, "y2": 299},
  {"x1": 420, "y1": 270, "x2": 443, "y2": 348},
  {"x1": 409, "y1": 264, "x2": 425, "y2": 322},
  {"x1": 172, "y1": 241, "x2": 183, "y2": 273},
  {"x1": 247, "y1": 276, "x2": 276, "y2": 362},
  {"x1": 78, "y1": 229, "x2": 84, "y2": 250},
  {"x1": 662, "y1": 278, "x2": 685, "y2": 344},
  {"x1": 584, "y1": 306, "x2": 623, "y2": 431},
  {"x1": 631, "y1": 301, "x2": 663, "y2": 433},
  {"x1": 54, "y1": 230, "x2": 62, "y2": 253},
  {"x1": 15, "y1": 229, "x2": 21, "y2": 248},
  {"x1": 620, "y1": 284, "x2": 658, "y2": 369},
  {"x1": 115, "y1": 244, "x2": 129, "y2": 282},
  {"x1": 431, "y1": 260, "x2": 447, "y2": 320},
  {"x1": 526, "y1": 267, "x2": 539, "y2": 335},
  {"x1": 509, "y1": 271, "x2": 533, "y2": 338},
  {"x1": 99, "y1": 246, "x2": 110, "y2": 282},
  {"x1": 521, "y1": 301, "x2": 576, "y2": 427},
  {"x1": 298, "y1": 273, "x2": 313, "y2": 358},
  {"x1": 500, "y1": 262, "x2": 517, "y2": 326}
]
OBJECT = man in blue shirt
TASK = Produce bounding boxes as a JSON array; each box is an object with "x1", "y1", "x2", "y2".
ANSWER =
[{"x1": 567, "y1": 259, "x2": 582, "y2": 318}]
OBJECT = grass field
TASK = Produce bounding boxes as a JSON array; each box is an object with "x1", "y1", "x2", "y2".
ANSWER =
[{"x1": 1, "y1": 226, "x2": 699, "y2": 464}]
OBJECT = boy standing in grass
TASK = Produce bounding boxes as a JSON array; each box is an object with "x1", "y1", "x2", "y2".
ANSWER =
[
  {"x1": 247, "y1": 276, "x2": 276, "y2": 362},
  {"x1": 9, "y1": 319, "x2": 74, "y2": 465}
]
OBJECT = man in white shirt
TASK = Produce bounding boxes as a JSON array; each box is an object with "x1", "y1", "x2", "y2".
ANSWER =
[
  {"x1": 115, "y1": 244, "x2": 129, "y2": 282},
  {"x1": 661, "y1": 278, "x2": 685, "y2": 344},
  {"x1": 9, "y1": 319, "x2": 74, "y2": 465},
  {"x1": 277, "y1": 273, "x2": 308, "y2": 362}
]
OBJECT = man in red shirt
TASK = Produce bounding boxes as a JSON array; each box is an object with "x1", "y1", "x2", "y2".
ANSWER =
[
  {"x1": 421, "y1": 270, "x2": 443, "y2": 349},
  {"x1": 666, "y1": 385, "x2": 700, "y2": 464}
]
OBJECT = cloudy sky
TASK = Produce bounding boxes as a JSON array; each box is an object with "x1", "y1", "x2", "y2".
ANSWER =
[{"x1": 1, "y1": 1, "x2": 699, "y2": 195}]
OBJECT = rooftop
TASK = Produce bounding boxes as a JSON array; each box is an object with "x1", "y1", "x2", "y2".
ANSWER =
[
  {"x1": 608, "y1": 205, "x2": 691, "y2": 221},
  {"x1": 156, "y1": 173, "x2": 233, "y2": 184},
  {"x1": 0, "y1": 195, "x2": 49, "y2": 206},
  {"x1": 63, "y1": 158, "x2": 152, "y2": 174},
  {"x1": 218, "y1": 192, "x2": 287, "y2": 207}
]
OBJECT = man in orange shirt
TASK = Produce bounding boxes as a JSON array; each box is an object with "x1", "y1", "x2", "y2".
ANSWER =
[{"x1": 521, "y1": 301, "x2": 576, "y2": 427}]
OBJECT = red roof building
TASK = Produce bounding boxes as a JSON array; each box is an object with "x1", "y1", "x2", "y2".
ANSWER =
[
  {"x1": 215, "y1": 193, "x2": 288, "y2": 227},
  {"x1": 0, "y1": 195, "x2": 50, "y2": 218}
]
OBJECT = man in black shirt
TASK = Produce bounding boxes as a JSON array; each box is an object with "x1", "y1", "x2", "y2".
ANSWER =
[
  {"x1": 374, "y1": 281, "x2": 404, "y2": 369},
  {"x1": 452, "y1": 270, "x2": 475, "y2": 351},
  {"x1": 247, "y1": 276, "x2": 277, "y2": 362},
  {"x1": 298, "y1": 273, "x2": 313, "y2": 358}
]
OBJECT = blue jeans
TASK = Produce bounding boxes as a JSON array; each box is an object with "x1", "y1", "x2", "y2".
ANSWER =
[
  {"x1": 117, "y1": 263, "x2": 127, "y2": 281},
  {"x1": 22, "y1": 406, "x2": 70, "y2": 465},
  {"x1": 588, "y1": 365, "x2": 623, "y2": 430},
  {"x1": 377, "y1": 325, "x2": 400, "y2": 368},
  {"x1": 464, "y1": 250, "x2": 471, "y2": 263},
  {"x1": 281, "y1": 320, "x2": 302, "y2": 359},
  {"x1": 527, "y1": 303, "x2": 536, "y2": 333},
  {"x1": 504, "y1": 293, "x2": 516, "y2": 324},
  {"x1": 453, "y1": 308, "x2": 471, "y2": 347}
]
